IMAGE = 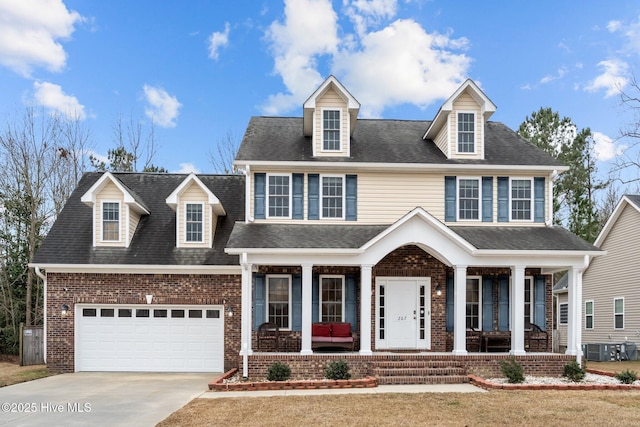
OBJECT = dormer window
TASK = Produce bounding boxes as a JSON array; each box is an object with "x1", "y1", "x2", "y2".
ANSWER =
[
  {"x1": 185, "y1": 203, "x2": 204, "y2": 242},
  {"x1": 102, "y1": 201, "x2": 120, "y2": 241},
  {"x1": 457, "y1": 112, "x2": 475, "y2": 153},
  {"x1": 323, "y1": 110, "x2": 341, "y2": 151}
]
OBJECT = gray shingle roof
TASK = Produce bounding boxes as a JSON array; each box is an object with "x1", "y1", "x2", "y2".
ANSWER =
[
  {"x1": 236, "y1": 117, "x2": 565, "y2": 167},
  {"x1": 33, "y1": 172, "x2": 245, "y2": 266},
  {"x1": 553, "y1": 274, "x2": 568, "y2": 292},
  {"x1": 626, "y1": 194, "x2": 640, "y2": 210},
  {"x1": 449, "y1": 226, "x2": 599, "y2": 251}
]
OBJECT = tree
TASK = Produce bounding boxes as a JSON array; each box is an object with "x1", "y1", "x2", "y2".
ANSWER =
[
  {"x1": 616, "y1": 73, "x2": 640, "y2": 184},
  {"x1": 209, "y1": 130, "x2": 240, "y2": 174},
  {"x1": 518, "y1": 108, "x2": 604, "y2": 242}
]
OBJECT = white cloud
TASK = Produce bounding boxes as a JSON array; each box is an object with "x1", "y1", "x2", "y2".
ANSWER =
[
  {"x1": 32, "y1": 81, "x2": 86, "y2": 120},
  {"x1": 584, "y1": 59, "x2": 629, "y2": 97},
  {"x1": 142, "y1": 85, "x2": 182, "y2": 128},
  {"x1": 0, "y1": 0, "x2": 83, "y2": 77},
  {"x1": 174, "y1": 163, "x2": 200, "y2": 174},
  {"x1": 593, "y1": 131, "x2": 626, "y2": 161},
  {"x1": 208, "y1": 22, "x2": 230, "y2": 60},
  {"x1": 607, "y1": 20, "x2": 621, "y2": 32},
  {"x1": 262, "y1": 1, "x2": 470, "y2": 117},
  {"x1": 540, "y1": 66, "x2": 568, "y2": 84}
]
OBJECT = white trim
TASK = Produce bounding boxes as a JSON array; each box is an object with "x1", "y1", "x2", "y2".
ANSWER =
[
  {"x1": 523, "y1": 275, "x2": 534, "y2": 327},
  {"x1": 266, "y1": 173, "x2": 293, "y2": 219},
  {"x1": 29, "y1": 264, "x2": 242, "y2": 275},
  {"x1": 509, "y1": 177, "x2": 534, "y2": 222},
  {"x1": 456, "y1": 176, "x2": 482, "y2": 221},
  {"x1": 319, "y1": 275, "x2": 345, "y2": 322},
  {"x1": 584, "y1": 300, "x2": 593, "y2": 329},
  {"x1": 614, "y1": 297, "x2": 624, "y2": 330},
  {"x1": 184, "y1": 202, "x2": 205, "y2": 243},
  {"x1": 320, "y1": 174, "x2": 345, "y2": 220},
  {"x1": 466, "y1": 276, "x2": 482, "y2": 330},
  {"x1": 594, "y1": 195, "x2": 640, "y2": 247},
  {"x1": 455, "y1": 111, "x2": 476, "y2": 154},
  {"x1": 100, "y1": 200, "x2": 122, "y2": 243},
  {"x1": 266, "y1": 274, "x2": 292, "y2": 330},
  {"x1": 166, "y1": 173, "x2": 226, "y2": 215},
  {"x1": 80, "y1": 171, "x2": 149, "y2": 215},
  {"x1": 320, "y1": 108, "x2": 342, "y2": 152}
]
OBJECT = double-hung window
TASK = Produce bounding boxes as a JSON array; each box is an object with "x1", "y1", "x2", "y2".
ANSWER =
[
  {"x1": 584, "y1": 300, "x2": 594, "y2": 329},
  {"x1": 466, "y1": 277, "x2": 481, "y2": 329},
  {"x1": 523, "y1": 277, "x2": 535, "y2": 327},
  {"x1": 185, "y1": 203, "x2": 203, "y2": 242},
  {"x1": 267, "y1": 174, "x2": 291, "y2": 218},
  {"x1": 102, "y1": 201, "x2": 120, "y2": 241},
  {"x1": 457, "y1": 112, "x2": 475, "y2": 153},
  {"x1": 614, "y1": 297, "x2": 624, "y2": 329},
  {"x1": 458, "y1": 178, "x2": 480, "y2": 220},
  {"x1": 321, "y1": 175, "x2": 344, "y2": 219},
  {"x1": 323, "y1": 110, "x2": 341, "y2": 151},
  {"x1": 320, "y1": 276, "x2": 344, "y2": 322},
  {"x1": 511, "y1": 179, "x2": 532, "y2": 221},
  {"x1": 267, "y1": 276, "x2": 291, "y2": 329}
]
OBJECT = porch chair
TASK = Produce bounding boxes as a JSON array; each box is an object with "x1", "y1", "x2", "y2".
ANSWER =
[
  {"x1": 257, "y1": 322, "x2": 280, "y2": 351},
  {"x1": 525, "y1": 323, "x2": 548, "y2": 351}
]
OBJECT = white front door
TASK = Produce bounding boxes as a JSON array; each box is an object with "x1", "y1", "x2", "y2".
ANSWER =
[{"x1": 376, "y1": 277, "x2": 431, "y2": 350}]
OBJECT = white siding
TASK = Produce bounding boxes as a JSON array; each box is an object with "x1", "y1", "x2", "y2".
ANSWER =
[
  {"x1": 178, "y1": 184, "x2": 214, "y2": 248},
  {"x1": 555, "y1": 292, "x2": 568, "y2": 352},
  {"x1": 314, "y1": 87, "x2": 349, "y2": 157},
  {"x1": 449, "y1": 91, "x2": 483, "y2": 160}
]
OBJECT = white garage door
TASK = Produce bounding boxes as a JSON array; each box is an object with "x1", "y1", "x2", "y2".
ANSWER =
[{"x1": 75, "y1": 305, "x2": 224, "y2": 372}]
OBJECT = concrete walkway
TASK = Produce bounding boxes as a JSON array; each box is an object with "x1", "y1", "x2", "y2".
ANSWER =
[{"x1": 200, "y1": 383, "x2": 485, "y2": 398}]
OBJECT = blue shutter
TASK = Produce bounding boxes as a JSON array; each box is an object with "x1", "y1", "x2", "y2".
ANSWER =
[
  {"x1": 345, "y1": 175, "x2": 357, "y2": 221},
  {"x1": 446, "y1": 275, "x2": 454, "y2": 332},
  {"x1": 292, "y1": 174, "x2": 304, "y2": 220},
  {"x1": 254, "y1": 173, "x2": 266, "y2": 219},
  {"x1": 498, "y1": 276, "x2": 509, "y2": 331},
  {"x1": 497, "y1": 177, "x2": 509, "y2": 222},
  {"x1": 482, "y1": 277, "x2": 494, "y2": 331},
  {"x1": 534, "y1": 275, "x2": 546, "y2": 330},
  {"x1": 312, "y1": 274, "x2": 319, "y2": 322},
  {"x1": 534, "y1": 177, "x2": 545, "y2": 223},
  {"x1": 308, "y1": 174, "x2": 319, "y2": 220},
  {"x1": 482, "y1": 177, "x2": 493, "y2": 222},
  {"x1": 253, "y1": 274, "x2": 266, "y2": 330},
  {"x1": 345, "y1": 275, "x2": 357, "y2": 328},
  {"x1": 292, "y1": 274, "x2": 302, "y2": 331},
  {"x1": 445, "y1": 176, "x2": 456, "y2": 222}
]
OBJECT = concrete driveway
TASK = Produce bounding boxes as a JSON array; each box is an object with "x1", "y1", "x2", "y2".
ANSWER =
[{"x1": 0, "y1": 372, "x2": 214, "y2": 427}]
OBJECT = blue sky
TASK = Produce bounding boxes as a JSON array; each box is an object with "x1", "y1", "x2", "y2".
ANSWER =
[{"x1": 1, "y1": 0, "x2": 639, "y2": 187}]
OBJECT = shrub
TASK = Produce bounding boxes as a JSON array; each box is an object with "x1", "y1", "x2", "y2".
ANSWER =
[
  {"x1": 326, "y1": 359, "x2": 351, "y2": 380},
  {"x1": 615, "y1": 369, "x2": 638, "y2": 384},
  {"x1": 499, "y1": 357, "x2": 524, "y2": 384},
  {"x1": 562, "y1": 361, "x2": 585, "y2": 382},
  {"x1": 266, "y1": 361, "x2": 291, "y2": 381}
]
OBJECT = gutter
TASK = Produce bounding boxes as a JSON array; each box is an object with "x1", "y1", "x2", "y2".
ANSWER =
[{"x1": 34, "y1": 267, "x2": 46, "y2": 364}]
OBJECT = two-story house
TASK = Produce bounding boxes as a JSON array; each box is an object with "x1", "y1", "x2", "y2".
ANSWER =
[{"x1": 33, "y1": 76, "x2": 600, "y2": 379}]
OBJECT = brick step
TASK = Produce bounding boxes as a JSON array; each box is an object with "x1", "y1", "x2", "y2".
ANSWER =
[
  {"x1": 372, "y1": 360, "x2": 464, "y2": 369},
  {"x1": 373, "y1": 367, "x2": 466, "y2": 377},
  {"x1": 377, "y1": 375, "x2": 469, "y2": 385}
]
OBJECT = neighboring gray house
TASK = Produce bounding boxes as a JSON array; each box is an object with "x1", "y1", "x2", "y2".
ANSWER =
[
  {"x1": 553, "y1": 274, "x2": 568, "y2": 353},
  {"x1": 582, "y1": 195, "x2": 640, "y2": 356}
]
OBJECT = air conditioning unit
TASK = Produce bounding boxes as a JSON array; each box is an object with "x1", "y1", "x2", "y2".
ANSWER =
[{"x1": 584, "y1": 343, "x2": 617, "y2": 361}]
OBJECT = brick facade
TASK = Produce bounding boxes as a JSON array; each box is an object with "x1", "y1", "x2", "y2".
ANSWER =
[{"x1": 46, "y1": 272, "x2": 241, "y2": 373}]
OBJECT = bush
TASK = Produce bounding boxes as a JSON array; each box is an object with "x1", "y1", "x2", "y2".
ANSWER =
[
  {"x1": 266, "y1": 361, "x2": 291, "y2": 381},
  {"x1": 326, "y1": 359, "x2": 351, "y2": 380},
  {"x1": 562, "y1": 361, "x2": 585, "y2": 382},
  {"x1": 615, "y1": 369, "x2": 638, "y2": 384},
  {"x1": 499, "y1": 357, "x2": 524, "y2": 384}
]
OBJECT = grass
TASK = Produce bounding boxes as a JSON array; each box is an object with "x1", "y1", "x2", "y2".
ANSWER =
[
  {"x1": 0, "y1": 355, "x2": 54, "y2": 387},
  {"x1": 587, "y1": 360, "x2": 640, "y2": 374}
]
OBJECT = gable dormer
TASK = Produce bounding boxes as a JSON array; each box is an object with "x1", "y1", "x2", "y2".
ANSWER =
[
  {"x1": 166, "y1": 174, "x2": 226, "y2": 248},
  {"x1": 303, "y1": 75, "x2": 360, "y2": 157},
  {"x1": 81, "y1": 172, "x2": 150, "y2": 248},
  {"x1": 424, "y1": 79, "x2": 496, "y2": 160}
]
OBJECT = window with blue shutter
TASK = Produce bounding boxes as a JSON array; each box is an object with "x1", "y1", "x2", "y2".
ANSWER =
[
  {"x1": 292, "y1": 174, "x2": 304, "y2": 220},
  {"x1": 345, "y1": 175, "x2": 357, "y2": 221},
  {"x1": 291, "y1": 274, "x2": 302, "y2": 331},
  {"x1": 534, "y1": 275, "x2": 546, "y2": 330},
  {"x1": 497, "y1": 177, "x2": 509, "y2": 222},
  {"x1": 254, "y1": 173, "x2": 266, "y2": 220},
  {"x1": 345, "y1": 275, "x2": 357, "y2": 328},
  {"x1": 482, "y1": 177, "x2": 493, "y2": 222},
  {"x1": 308, "y1": 174, "x2": 319, "y2": 220},
  {"x1": 253, "y1": 274, "x2": 266, "y2": 330},
  {"x1": 444, "y1": 176, "x2": 456, "y2": 222},
  {"x1": 534, "y1": 177, "x2": 545, "y2": 223},
  {"x1": 312, "y1": 274, "x2": 319, "y2": 321},
  {"x1": 498, "y1": 276, "x2": 509, "y2": 331},
  {"x1": 445, "y1": 275, "x2": 454, "y2": 331},
  {"x1": 482, "y1": 277, "x2": 494, "y2": 331}
]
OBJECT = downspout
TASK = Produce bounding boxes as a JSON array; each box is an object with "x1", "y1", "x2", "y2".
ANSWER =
[
  {"x1": 34, "y1": 266, "x2": 46, "y2": 364},
  {"x1": 547, "y1": 170, "x2": 558, "y2": 226},
  {"x1": 576, "y1": 255, "x2": 590, "y2": 365},
  {"x1": 244, "y1": 165, "x2": 253, "y2": 223}
]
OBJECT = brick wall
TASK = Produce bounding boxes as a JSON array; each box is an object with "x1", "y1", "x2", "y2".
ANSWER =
[{"x1": 46, "y1": 272, "x2": 241, "y2": 373}]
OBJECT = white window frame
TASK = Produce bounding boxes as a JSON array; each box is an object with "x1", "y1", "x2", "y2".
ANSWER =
[
  {"x1": 266, "y1": 275, "x2": 292, "y2": 330},
  {"x1": 320, "y1": 174, "x2": 345, "y2": 220},
  {"x1": 614, "y1": 297, "x2": 624, "y2": 330},
  {"x1": 523, "y1": 276, "x2": 535, "y2": 328},
  {"x1": 456, "y1": 111, "x2": 476, "y2": 154},
  {"x1": 101, "y1": 200, "x2": 121, "y2": 242},
  {"x1": 509, "y1": 177, "x2": 533, "y2": 222},
  {"x1": 584, "y1": 300, "x2": 594, "y2": 329},
  {"x1": 185, "y1": 202, "x2": 204, "y2": 243},
  {"x1": 456, "y1": 177, "x2": 481, "y2": 221},
  {"x1": 266, "y1": 173, "x2": 292, "y2": 219},
  {"x1": 321, "y1": 108, "x2": 341, "y2": 152},
  {"x1": 559, "y1": 302, "x2": 568, "y2": 326},
  {"x1": 466, "y1": 276, "x2": 482, "y2": 330},
  {"x1": 319, "y1": 275, "x2": 345, "y2": 322}
]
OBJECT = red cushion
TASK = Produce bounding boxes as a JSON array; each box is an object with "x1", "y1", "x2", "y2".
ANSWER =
[
  {"x1": 312, "y1": 323, "x2": 331, "y2": 337},
  {"x1": 331, "y1": 323, "x2": 351, "y2": 337},
  {"x1": 331, "y1": 336, "x2": 353, "y2": 343},
  {"x1": 312, "y1": 336, "x2": 333, "y2": 343}
]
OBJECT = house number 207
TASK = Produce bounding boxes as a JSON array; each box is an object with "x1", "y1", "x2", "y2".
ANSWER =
[{"x1": 397, "y1": 316, "x2": 407, "y2": 321}]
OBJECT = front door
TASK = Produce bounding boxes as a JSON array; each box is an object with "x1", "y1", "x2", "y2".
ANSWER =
[{"x1": 376, "y1": 277, "x2": 431, "y2": 350}]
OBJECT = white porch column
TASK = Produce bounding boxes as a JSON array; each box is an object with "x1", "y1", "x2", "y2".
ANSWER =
[
  {"x1": 565, "y1": 267, "x2": 583, "y2": 359},
  {"x1": 452, "y1": 265, "x2": 468, "y2": 355},
  {"x1": 240, "y1": 261, "x2": 253, "y2": 356},
  {"x1": 300, "y1": 263, "x2": 313, "y2": 355},
  {"x1": 510, "y1": 265, "x2": 526, "y2": 355},
  {"x1": 359, "y1": 265, "x2": 373, "y2": 355}
]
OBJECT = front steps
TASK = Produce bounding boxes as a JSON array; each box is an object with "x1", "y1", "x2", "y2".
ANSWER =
[{"x1": 372, "y1": 359, "x2": 469, "y2": 385}]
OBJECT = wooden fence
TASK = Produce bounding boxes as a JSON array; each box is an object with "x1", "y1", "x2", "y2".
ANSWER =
[{"x1": 19, "y1": 323, "x2": 44, "y2": 366}]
